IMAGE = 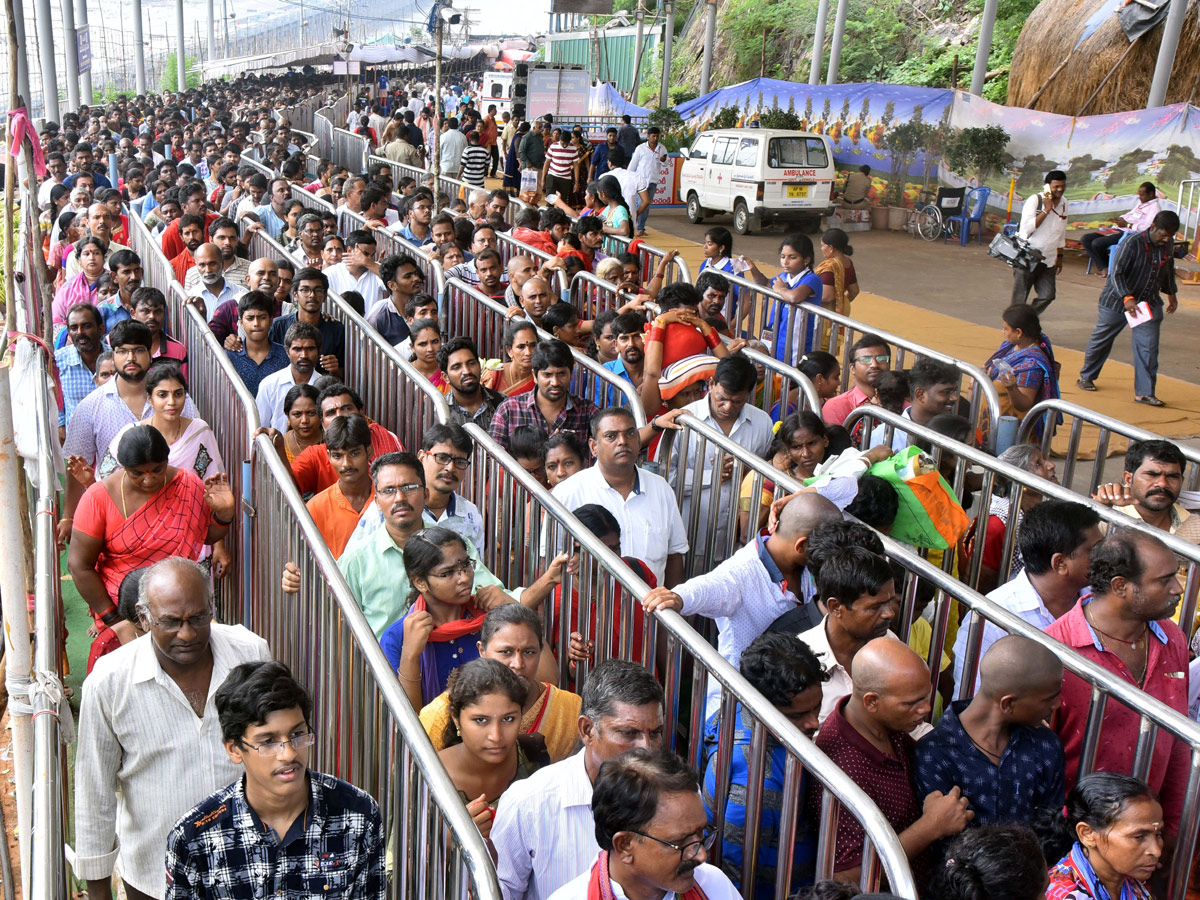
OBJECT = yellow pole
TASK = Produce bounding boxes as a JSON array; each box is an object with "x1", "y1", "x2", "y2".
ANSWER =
[{"x1": 1006, "y1": 176, "x2": 1015, "y2": 224}]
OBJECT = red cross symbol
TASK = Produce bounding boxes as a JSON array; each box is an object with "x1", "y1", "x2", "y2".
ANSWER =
[{"x1": 716, "y1": 172, "x2": 723, "y2": 183}]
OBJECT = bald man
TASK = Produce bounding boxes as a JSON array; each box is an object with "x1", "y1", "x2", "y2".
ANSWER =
[
  {"x1": 517, "y1": 276, "x2": 553, "y2": 329},
  {"x1": 504, "y1": 254, "x2": 538, "y2": 306},
  {"x1": 915, "y1": 634, "x2": 1065, "y2": 827},
  {"x1": 644, "y1": 491, "x2": 844, "y2": 719},
  {"x1": 810, "y1": 638, "x2": 973, "y2": 878}
]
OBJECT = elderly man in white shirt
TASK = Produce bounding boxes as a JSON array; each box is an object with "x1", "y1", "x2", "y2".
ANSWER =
[
  {"x1": 1014, "y1": 169, "x2": 1069, "y2": 314},
  {"x1": 491, "y1": 661, "x2": 665, "y2": 900},
  {"x1": 74, "y1": 558, "x2": 270, "y2": 900},
  {"x1": 641, "y1": 491, "x2": 843, "y2": 720},
  {"x1": 1082, "y1": 181, "x2": 1162, "y2": 277},
  {"x1": 669, "y1": 353, "x2": 773, "y2": 571},
  {"x1": 953, "y1": 498, "x2": 1102, "y2": 693},
  {"x1": 552, "y1": 407, "x2": 689, "y2": 587}
]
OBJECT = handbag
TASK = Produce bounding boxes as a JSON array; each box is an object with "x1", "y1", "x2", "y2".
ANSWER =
[{"x1": 869, "y1": 447, "x2": 971, "y2": 550}]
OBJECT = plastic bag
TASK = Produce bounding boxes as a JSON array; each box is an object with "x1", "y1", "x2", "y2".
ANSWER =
[
  {"x1": 520, "y1": 168, "x2": 538, "y2": 193},
  {"x1": 869, "y1": 446, "x2": 970, "y2": 550}
]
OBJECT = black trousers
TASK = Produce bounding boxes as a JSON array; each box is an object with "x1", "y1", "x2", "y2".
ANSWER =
[{"x1": 1082, "y1": 231, "x2": 1122, "y2": 270}]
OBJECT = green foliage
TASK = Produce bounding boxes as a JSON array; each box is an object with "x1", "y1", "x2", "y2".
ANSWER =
[
  {"x1": 943, "y1": 125, "x2": 1010, "y2": 183},
  {"x1": 883, "y1": 120, "x2": 933, "y2": 205},
  {"x1": 711, "y1": 106, "x2": 741, "y2": 129},
  {"x1": 647, "y1": 107, "x2": 689, "y2": 152},
  {"x1": 1105, "y1": 150, "x2": 1155, "y2": 189},
  {"x1": 159, "y1": 53, "x2": 201, "y2": 93},
  {"x1": 1157, "y1": 144, "x2": 1200, "y2": 186},
  {"x1": 759, "y1": 107, "x2": 802, "y2": 130}
]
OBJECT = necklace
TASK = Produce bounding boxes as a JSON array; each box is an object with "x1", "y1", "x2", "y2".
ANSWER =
[
  {"x1": 155, "y1": 415, "x2": 183, "y2": 444},
  {"x1": 962, "y1": 725, "x2": 1003, "y2": 763},
  {"x1": 1084, "y1": 604, "x2": 1148, "y2": 650}
]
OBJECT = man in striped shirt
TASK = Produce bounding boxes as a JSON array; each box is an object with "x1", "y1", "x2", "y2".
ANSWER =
[
  {"x1": 542, "y1": 129, "x2": 580, "y2": 202},
  {"x1": 460, "y1": 131, "x2": 490, "y2": 189},
  {"x1": 1078, "y1": 209, "x2": 1179, "y2": 406}
]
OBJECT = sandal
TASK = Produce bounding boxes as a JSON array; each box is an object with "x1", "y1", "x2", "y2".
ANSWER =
[
  {"x1": 1076, "y1": 378, "x2": 1097, "y2": 391},
  {"x1": 1134, "y1": 395, "x2": 1166, "y2": 407}
]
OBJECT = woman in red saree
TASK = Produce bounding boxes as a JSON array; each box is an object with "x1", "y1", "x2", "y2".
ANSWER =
[
  {"x1": 68, "y1": 424, "x2": 236, "y2": 669},
  {"x1": 482, "y1": 319, "x2": 538, "y2": 397}
]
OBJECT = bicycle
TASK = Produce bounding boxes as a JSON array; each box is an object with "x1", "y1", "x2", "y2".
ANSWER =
[{"x1": 907, "y1": 189, "x2": 944, "y2": 241}]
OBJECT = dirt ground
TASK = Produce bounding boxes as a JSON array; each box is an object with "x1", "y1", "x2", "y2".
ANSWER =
[{"x1": 647, "y1": 208, "x2": 1200, "y2": 388}]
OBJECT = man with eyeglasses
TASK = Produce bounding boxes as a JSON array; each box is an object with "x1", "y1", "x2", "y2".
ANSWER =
[
  {"x1": 289, "y1": 212, "x2": 326, "y2": 268},
  {"x1": 493, "y1": 661, "x2": 667, "y2": 900},
  {"x1": 396, "y1": 193, "x2": 434, "y2": 246},
  {"x1": 821, "y1": 333, "x2": 892, "y2": 427},
  {"x1": 547, "y1": 748, "x2": 734, "y2": 900},
  {"x1": 267, "y1": 267, "x2": 345, "y2": 377},
  {"x1": 287, "y1": 452, "x2": 511, "y2": 638},
  {"x1": 75, "y1": 557, "x2": 270, "y2": 900},
  {"x1": 418, "y1": 423, "x2": 485, "y2": 552},
  {"x1": 165, "y1": 660, "x2": 384, "y2": 900}
]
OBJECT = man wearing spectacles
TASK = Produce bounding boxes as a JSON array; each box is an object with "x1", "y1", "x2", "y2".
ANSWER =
[
  {"x1": 418, "y1": 423, "x2": 486, "y2": 553},
  {"x1": 75, "y1": 558, "x2": 270, "y2": 900},
  {"x1": 267, "y1": 267, "x2": 346, "y2": 378},
  {"x1": 165, "y1": 660, "x2": 385, "y2": 900},
  {"x1": 545, "y1": 748, "x2": 736, "y2": 900},
  {"x1": 821, "y1": 333, "x2": 892, "y2": 428}
]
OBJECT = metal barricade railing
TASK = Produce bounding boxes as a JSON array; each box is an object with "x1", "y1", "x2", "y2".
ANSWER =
[
  {"x1": 605, "y1": 234, "x2": 692, "y2": 287},
  {"x1": 843, "y1": 404, "x2": 1200, "y2": 643},
  {"x1": 335, "y1": 207, "x2": 449, "y2": 303},
  {"x1": 248, "y1": 434, "x2": 503, "y2": 900},
  {"x1": 661, "y1": 410, "x2": 1200, "y2": 900},
  {"x1": 366, "y1": 154, "x2": 530, "y2": 228},
  {"x1": 239, "y1": 149, "x2": 277, "y2": 181},
  {"x1": 495, "y1": 230, "x2": 570, "y2": 297},
  {"x1": 332, "y1": 127, "x2": 370, "y2": 174},
  {"x1": 444, "y1": 278, "x2": 647, "y2": 426},
  {"x1": 1019, "y1": 398, "x2": 1200, "y2": 494},
  {"x1": 126, "y1": 209, "x2": 177, "y2": 299},
  {"x1": 715, "y1": 269, "x2": 1003, "y2": 449},
  {"x1": 743, "y1": 343, "x2": 823, "y2": 418},
  {"x1": 290, "y1": 183, "x2": 336, "y2": 215},
  {"x1": 314, "y1": 110, "x2": 335, "y2": 158},
  {"x1": 244, "y1": 225, "x2": 451, "y2": 451},
  {"x1": 459, "y1": 423, "x2": 917, "y2": 897},
  {"x1": 569, "y1": 270, "x2": 639, "y2": 320}
]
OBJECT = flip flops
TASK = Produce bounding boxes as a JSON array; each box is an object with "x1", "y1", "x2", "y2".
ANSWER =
[
  {"x1": 1134, "y1": 395, "x2": 1166, "y2": 407},
  {"x1": 1076, "y1": 379, "x2": 1097, "y2": 391}
]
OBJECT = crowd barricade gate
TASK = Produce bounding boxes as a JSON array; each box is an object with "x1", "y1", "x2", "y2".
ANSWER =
[
  {"x1": 744, "y1": 344, "x2": 823, "y2": 420},
  {"x1": 368, "y1": 154, "x2": 529, "y2": 227},
  {"x1": 604, "y1": 234, "x2": 692, "y2": 288},
  {"x1": 332, "y1": 127, "x2": 370, "y2": 174},
  {"x1": 238, "y1": 150, "x2": 277, "y2": 181},
  {"x1": 1018, "y1": 398, "x2": 1200, "y2": 494},
  {"x1": 248, "y1": 437, "x2": 504, "y2": 900},
  {"x1": 569, "y1": 270, "x2": 639, "y2": 321},
  {"x1": 494, "y1": 230, "x2": 570, "y2": 297},
  {"x1": 459, "y1": 424, "x2": 918, "y2": 898},
  {"x1": 668, "y1": 411, "x2": 1200, "y2": 900},
  {"x1": 843, "y1": 405, "x2": 1200, "y2": 646},
  {"x1": 314, "y1": 111, "x2": 335, "y2": 157},
  {"x1": 335, "y1": 207, "x2": 450, "y2": 306},
  {"x1": 127, "y1": 210, "x2": 177, "y2": 300},
  {"x1": 445, "y1": 278, "x2": 646, "y2": 426},
  {"x1": 715, "y1": 269, "x2": 1003, "y2": 450}
]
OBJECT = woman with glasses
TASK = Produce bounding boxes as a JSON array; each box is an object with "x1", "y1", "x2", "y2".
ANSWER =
[
  {"x1": 68, "y1": 424, "x2": 236, "y2": 671},
  {"x1": 384, "y1": 526, "x2": 489, "y2": 710},
  {"x1": 437, "y1": 657, "x2": 552, "y2": 841}
]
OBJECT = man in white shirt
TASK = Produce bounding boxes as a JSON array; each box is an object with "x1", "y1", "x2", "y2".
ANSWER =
[
  {"x1": 491, "y1": 660, "x2": 665, "y2": 900},
  {"x1": 547, "y1": 749, "x2": 739, "y2": 900},
  {"x1": 553, "y1": 408, "x2": 689, "y2": 587},
  {"x1": 183, "y1": 218, "x2": 250, "y2": 293},
  {"x1": 603, "y1": 148, "x2": 652, "y2": 225},
  {"x1": 953, "y1": 499, "x2": 1101, "y2": 692},
  {"x1": 641, "y1": 491, "x2": 843, "y2": 719},
  {"x1": 186, "y1": 243, "x2": 247, "y2": 321},
  {"x1": 868, "y1": 358, "x2": 960, "y2": 452},
  {"x1": 628, "y1": 126, "x2": 669, "y2": 235},
  {"x1": 796, "y1": 546, "x2": 902, "y2": 726},
  {"x1": 255, "y1": 321, "x2": 320, "y2": 431},
  {"x1": 1082, "y1": 182, "x2": 1162, "y2": 277},
  {"x1": 672, "y1": 353, "x2": 773, "y2": 569},
  {"x1": 439, "y1": 116, "x2": 468, "y2": 177},
  {"x1": 74, "y1": 558, "x2": 270, "y2": 900},
  {"x1": 39, "y1": 151, "x2": 68, "y2": 209},
  {"x1": 1014, "y1": 169, "x2": 1068, "y2": 314},
  {"x1": 325, "y1": 230, "x2": 388, "y2": 310}
]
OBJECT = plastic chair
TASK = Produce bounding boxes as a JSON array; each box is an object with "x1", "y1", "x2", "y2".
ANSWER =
[
  {"x1": 946, "y1": 186, "x2": 991, "y2": 246},
  {"x1": 1085, "y1": 229, "x2": 1135, "y2": 275}
]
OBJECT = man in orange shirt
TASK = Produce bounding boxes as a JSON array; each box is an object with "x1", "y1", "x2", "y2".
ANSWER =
[
  {"x1": 170, "y1": 214, "x2": 206, "y2": 283},
  {"x1": 305, "y1": 414, "x2": 376, "y2": 558},
  {"x1": 289, "y1": 383, "x2": 402, "y2": 495}
]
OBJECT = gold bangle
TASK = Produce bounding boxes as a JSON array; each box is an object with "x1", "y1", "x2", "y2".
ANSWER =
[{"x1": 397, "y1": 669, "x2": 420, "y2": 683}]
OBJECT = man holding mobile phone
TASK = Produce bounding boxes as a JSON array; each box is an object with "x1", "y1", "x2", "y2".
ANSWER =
[
  {"x1": 1013, "y1": 170, "x2": 1069, "y2": 313},
  {"x1": 1078, "y1": 210, "x2": 1180, "y2": 407}
]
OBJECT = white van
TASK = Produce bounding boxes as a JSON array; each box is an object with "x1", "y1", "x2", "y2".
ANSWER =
[
  {"x1": 679, "y1": 128, "x2": 836, "y2": 234},
  {"x1": 482, "y1": 72, "x2": 513, "y2": 115}
]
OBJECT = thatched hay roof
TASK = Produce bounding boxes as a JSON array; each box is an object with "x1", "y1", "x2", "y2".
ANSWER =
[{"x1": 1008, "y1": 0, "x2": 1200, "y2": 114}]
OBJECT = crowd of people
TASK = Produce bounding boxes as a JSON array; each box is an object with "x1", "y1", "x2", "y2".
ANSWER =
[{"x1": 30, "y1": 69, "x2": 1200, "y2": 900}]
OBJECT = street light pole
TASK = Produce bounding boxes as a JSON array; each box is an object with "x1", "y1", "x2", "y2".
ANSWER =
[
  {"x1": 658, "y1": 0, "x2": 674, "y2": 108},
  {"x1": 699, "y1": 0, "x2": 716, "y2": 97},
  {"x1": 175, "y1": 0, "x2": 186, "y2": 91}
]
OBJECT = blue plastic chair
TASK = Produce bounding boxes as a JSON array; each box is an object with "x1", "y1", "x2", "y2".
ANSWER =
[
  {"x1": 946, "y1": 186, "x2": 991, "y2": 246},
  {"x1": 1085, "y1": 229, "x2": 1136, "y2": 274}
]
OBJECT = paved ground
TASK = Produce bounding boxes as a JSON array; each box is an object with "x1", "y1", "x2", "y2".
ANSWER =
[{"x1": 645, "y1": 208, "x2": 1200, "y2": 387}]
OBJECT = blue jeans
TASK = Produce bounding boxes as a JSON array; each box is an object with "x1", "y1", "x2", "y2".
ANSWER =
[
  {"x1": 1079, "y1": 301, "x2": 1162, "y2": 396},
  {"x1": 636, "y1": 182, "x2": 657, "y2": 233}
]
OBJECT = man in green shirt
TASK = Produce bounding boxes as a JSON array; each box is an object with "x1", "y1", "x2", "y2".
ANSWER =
[{"x1": 519, "y1": 119, "x2": 548, "y2": 193}]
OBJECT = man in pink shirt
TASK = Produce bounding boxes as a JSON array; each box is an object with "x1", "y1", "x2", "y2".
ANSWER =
[
  {"x1": 1046, "y1": 528, "x2": 1188, "y2": 834},
  {"x1": 822, "y1": 333, "x2": 891, "y2": 427},
  {"x1": 1082, "y1": 182, "x2": 1162, "y2": 276}
]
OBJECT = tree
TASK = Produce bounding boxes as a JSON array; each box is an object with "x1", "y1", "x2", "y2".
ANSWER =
[
  {"x1": 1155, "y1": 144, "x2": 1200, "y2": 186},
  {"x1": 712, "y1": 106, "x2": 741, "y2": 129},
  {"x1": 160, "y1": 53, "x2": 201, "y2": 92},
  {"x1": 943, "y1": 125, "x2": 1010, "y2": 185},
  {"x1": 1105, "y1": 149, "x2": 1155, "y2": 190},
  {"x1": 883, "y1": 120, "x2": 933, "y2": 205},
  {"x1": 760, "y1": 107, "x2": 802, "y2": 130}
]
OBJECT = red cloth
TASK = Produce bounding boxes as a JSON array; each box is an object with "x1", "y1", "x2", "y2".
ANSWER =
[
  {"x1": 410, "y1": 593, "x2": 488, "y2": 642},
  {"x1": 73, "y1": 469, "x2": 213, "y2": 602},
  {"x1": 161, "y1": 211, "x2": 218, "y2": 260},
  {"x1": 550, "y1": 557, "x2": 656, "y2": 663},
  {"x1": 586, "y1": 850, "x2": 709, "y2": 900},
  {"x1": 821, "y1": 385, "x2": 871, "y2": 427},
  {"x1": 659, "y1": 322, "x2": 709, "y2": 368},
  {"x1": 290, "y1": 423, "x2": 402, "y2": 495},
  {"x1": 171, "y1": 248, "x2": 195, "y2": 283},
  {"x1": 1047, "y1": 601, "x2": 1190, "y2": 833},
  {"x1": 512, "y1": 226, "x2": 557, "y2": 257}
]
